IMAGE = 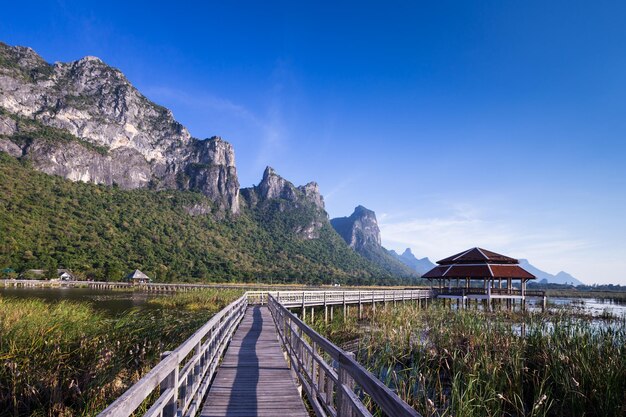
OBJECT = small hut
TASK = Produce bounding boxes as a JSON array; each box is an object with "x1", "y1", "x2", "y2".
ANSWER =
[
  {"x1": 423, "y1": 247, "x2": 544, "y2": 309},
  {"x1": 58, "y1": 269, "x2": 74, "y2": 281},
  {"x1": 125, "y1": 269, "x2": 151, "y2": 285}
]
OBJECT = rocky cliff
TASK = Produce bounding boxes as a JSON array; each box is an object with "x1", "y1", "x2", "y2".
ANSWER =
[
  {"x1": 331, "y1": 206, "x2": 418, "y2": 277},
  {"x1": 241, "y1": 166, "x2": 326, "y2": 239},
  {"x1": 331, "y1": 205, "x2": 381, "y2": 251},
  {"x1": 0, "y1": 42, "x2": 239, "y2": 213}
]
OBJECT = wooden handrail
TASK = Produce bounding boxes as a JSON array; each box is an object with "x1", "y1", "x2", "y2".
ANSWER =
[
  {"x1": 97, "y1": 295, "x2": 248, "y2": 417},
  {"x1": 267, "y1": 294, "x2": 421, "y2": 417},
  {"x1": 97, "y1": 289, "x2": 433, "y2": 417}
]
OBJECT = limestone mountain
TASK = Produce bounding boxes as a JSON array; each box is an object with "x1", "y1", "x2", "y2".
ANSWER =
[
  {"x1": 388, "y1": 248, "x2": 436, "y2": 275},
  {"x1": 0, "y1": 42, "x2": 239, "y2": 213},
  {"x1": 331, "y1": 206, "x2": 418, "y2": 278},
  {"x1": 0, "y1": 42, "x2": 422, "y2": 284},
  {"x1": 0, "y1": 153, "x2": 418, "y2": 285},
  {"x1": 241, "y1": 167, "x2": 326, "y2": 240}
]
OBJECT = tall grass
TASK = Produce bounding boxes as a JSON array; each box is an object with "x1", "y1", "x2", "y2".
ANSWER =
[
  {"x1": 310, "y1": 302, "x2": 626, "y2": 417},
  {"x1": 0, "y1": 289, "x2": 241, "y2": 417}
]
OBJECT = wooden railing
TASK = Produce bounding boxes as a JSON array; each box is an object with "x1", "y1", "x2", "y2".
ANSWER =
[
  {"x1": 249, "y1": 289, "x2": 434, "y2": 307},
  {"x1": 436, "y1": 287, "x2": 546, "y2": 297},
  {"x1": 267, "y1": 294, "x2": 421, "y2": 417},
  {"x1": 97, "y1": 289, "x2": 434, "y2": 417},
  {"x1": 97, "y1": 295, "x2": 248, "y2": 417}
]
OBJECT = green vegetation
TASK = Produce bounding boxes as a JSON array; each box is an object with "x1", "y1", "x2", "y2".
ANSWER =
[
  {"x1": 311, "y1": 302, "x2": 626, "y2": 417},
  {"x1": 528, "y1": 282, "x2": 626, "y2": 300},
  {"x1": 0, "y1": 153, "x2": 410, "y2": 285},
  {"x1": 0, "y1": 289, "x2": 241, "y2": 416}
]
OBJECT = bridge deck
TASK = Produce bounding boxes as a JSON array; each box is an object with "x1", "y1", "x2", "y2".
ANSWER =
[{"x1": 200, "y1": 306, "x2": 308, "y2": 417}]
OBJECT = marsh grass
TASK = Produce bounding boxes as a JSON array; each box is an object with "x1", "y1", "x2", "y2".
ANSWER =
[
  {"x1": 310, "y1": 302, "x2": 625, "y2": 417},
  {"x1": 0, "y1": 289, "x2": 241, "y2": 416}
]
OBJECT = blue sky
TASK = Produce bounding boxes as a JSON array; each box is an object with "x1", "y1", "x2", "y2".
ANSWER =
[{"x1": 2, "y1": 1, "x2": 626, "y2": 284}]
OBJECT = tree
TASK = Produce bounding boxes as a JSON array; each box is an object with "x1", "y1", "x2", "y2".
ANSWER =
[{"x1": 44, "y1": 258, "x2": 58, "y2": 280}]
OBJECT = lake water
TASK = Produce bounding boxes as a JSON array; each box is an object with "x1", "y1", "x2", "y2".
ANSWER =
[
  {"x1": 2, "y1": 287, "x2": 625, "y2": 318},
  {"x1": 530, "y1": 296, "x2": 626, "y2": 317},
  {"x1": 0, "y1": 287, "x2": 163, "y2": 315}
]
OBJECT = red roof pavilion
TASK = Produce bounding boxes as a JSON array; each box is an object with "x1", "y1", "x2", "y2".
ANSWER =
[{"x1": 423, "y1": 247, "x2": 535, "y2": 281}]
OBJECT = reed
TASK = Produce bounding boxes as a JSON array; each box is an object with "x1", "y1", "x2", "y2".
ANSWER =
[
  {"x1": 311, "y1": 301, "x2": 625, "y2": 417},
  {"x1": 0, "y1": 289, "x2": 241, "y2": 416}
]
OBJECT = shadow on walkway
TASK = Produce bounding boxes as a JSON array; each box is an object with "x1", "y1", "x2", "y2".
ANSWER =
[{"x1": 225, "y1": 306, "x2": 261, "y2": 415}]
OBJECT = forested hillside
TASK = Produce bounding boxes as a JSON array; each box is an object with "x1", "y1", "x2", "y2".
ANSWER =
[{"x1": 0, "y1": 154, "x2": 415, "y2": 285}]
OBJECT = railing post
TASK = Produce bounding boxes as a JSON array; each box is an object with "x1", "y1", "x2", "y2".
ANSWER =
[
  {"x1": 343, "y1": 291, "x2": 347, "y2": 321},
  {"x1": 160, "y1": 351, "x2": 179, "y2": 417},
  {"x1": 358, "y1": 291, "x2": 362, "y2": 319},
  {"x1": 372, "y1": 291, "x2": 376, "y2": 314},
  {"x1": 337, "y1": 352, "x2": 355, "y2": 417},
  {"x1": 302, "y1": 291, "x2": 306, "y2": 322},
  {"x1": 324, "y1": 292, "x2": 328, "y2": 323}
]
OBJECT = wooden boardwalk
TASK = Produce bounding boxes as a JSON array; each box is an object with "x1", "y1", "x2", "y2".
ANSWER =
[{"x1": 200, "y1": 306, "x2": 309, "y2": 417}]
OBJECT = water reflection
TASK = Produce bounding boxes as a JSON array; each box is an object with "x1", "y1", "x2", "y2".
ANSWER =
[
  {"x1": 529, "y1": 297, "x2": 626, "y2": 317},
  {"x1": 0, "y1": 287, "x2": 165, "y2": 315}
]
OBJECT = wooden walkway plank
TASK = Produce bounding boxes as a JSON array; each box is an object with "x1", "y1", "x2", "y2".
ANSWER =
[{"x1": 200, "y1": 306, "x2": 308, "y2": 417}]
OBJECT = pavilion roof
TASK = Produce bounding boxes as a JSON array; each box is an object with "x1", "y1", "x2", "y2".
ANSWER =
[
  {"x1": 437, "y1": 247, "x2": 518, "y2": 265},
  {"x1": 423, "y1": 247, "x2": 535, "y2": 280},
  {"x1": 126, "y1": 269, "x2": 150, "y2": 280}
]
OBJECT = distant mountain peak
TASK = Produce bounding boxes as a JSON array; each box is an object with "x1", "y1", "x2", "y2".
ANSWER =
[
  {"x1": 331, "y1": 205, "x2": 381, "y2": 250},
  {"x1": 390, "y1": 248, "x2": 435, "y2": 275},
  {"x1": 330, "y1": 206, "x2": 418, "y2": 278},
  {"x1": 518, "y1": 259, "x2": 583, "y2": 285}
]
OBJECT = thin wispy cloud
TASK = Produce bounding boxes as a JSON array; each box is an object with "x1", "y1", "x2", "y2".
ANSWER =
[
  {"x1": 379, "y1": 203, "x2": 596, "y2": 281},
  {"x1": 142, "y1": 86, "x2": 261, "y2": 126},
  {"x1": 144, "y1": 84, "x2": 290, "y2": 174},
  {"x1": 324, "y1": 177, "x2": 357, "y2": 203}
]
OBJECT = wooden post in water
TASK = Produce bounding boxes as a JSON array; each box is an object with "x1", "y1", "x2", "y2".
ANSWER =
[
  {"x1": 343, "y1": 291, "x2": 347, "y2": 321},
  {"x1": 358, "y1": 291, "x2": 363, "y2": 319}
]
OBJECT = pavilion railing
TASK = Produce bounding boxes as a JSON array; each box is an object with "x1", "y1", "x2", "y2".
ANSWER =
[
  {"x1": 436, "y1": 288, "x2": 546, "y2": 297},
  {"x1": 267, "y1": 294, "x2": 421, "y2": 417}
]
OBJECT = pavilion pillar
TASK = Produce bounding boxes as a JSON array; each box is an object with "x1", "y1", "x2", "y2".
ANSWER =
[{"x1": 507, "y1": 278, "x2": 512, "y2": 310}]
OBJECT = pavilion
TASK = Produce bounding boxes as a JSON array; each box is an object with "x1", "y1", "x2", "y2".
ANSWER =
[
  {"x1": 422, "y1": 247, "x2": 545, "y2": 310},
  {"x1": 125, "y1": 269, "x2": 151, "y2": 285}
]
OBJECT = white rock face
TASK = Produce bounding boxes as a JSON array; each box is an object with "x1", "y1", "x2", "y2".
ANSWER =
[
  {"x1": 0, "y1": 42, "x2": 239, "y2": 214},
  {"x1": 240, "y1": 166, "x2": 327, "y2": 239},
  {"x1": 330, "y1": 206, "x2": 382, "y2": 250}
]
